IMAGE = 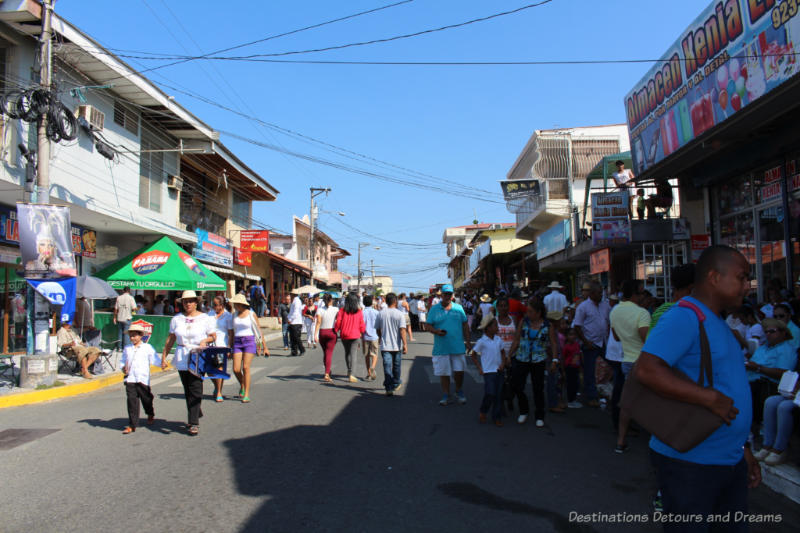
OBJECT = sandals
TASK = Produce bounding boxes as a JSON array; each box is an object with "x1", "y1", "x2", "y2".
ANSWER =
[
  {"x1": 122, "y1": 426, "x2": 135, "y2": 434},
  {"x1": 215, "y1": 396, "x2": 224, "y2": 403},
  {"x1": 323, "y1": 374, "x2": 333, "y2": 383},
  {"x1": 241, "y1": 396, "x2": 251, "y2": 403},
  {"x1": 188, "y1": 425, "x2": 199, "y2": 435}
]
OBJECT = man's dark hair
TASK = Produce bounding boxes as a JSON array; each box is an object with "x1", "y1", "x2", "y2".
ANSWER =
[
  {"x1": 321, "y1": 293, "x2": 333, "y2": 305},
  {"x1": 496, "y1": 295, "x2": 509, "y2": 307},
  {"x1": 671, "y1": 263, "x2": 696, "y2": 291},
  {"x1": 774, "y1": 303, "x2": 793, "y2": 317},
  {"x1": 363, "y1": 295, "x2": 373, "y2": 307},
  {"x1": 615, "y1": 160, "x2": 624, "y2": 167},
  {"x1": 385, "y1": 292, "x2": 398, "y2": 306},
  {"x1": 696, "y1": 245, "x2": 744, "y2": 284},
  {"x1": 123, "y1": 286, "x2": 131, "y2": 293},
  {"x1": 621, "y1": 279, "x2": 639, "y2": 299}
]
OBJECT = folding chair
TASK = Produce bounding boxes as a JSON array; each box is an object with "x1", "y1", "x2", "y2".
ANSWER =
[{"x1": 98, "y1": 339, "x2": 120, "y2": 371}]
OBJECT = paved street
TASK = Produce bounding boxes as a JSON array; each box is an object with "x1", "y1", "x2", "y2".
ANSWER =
[{"x1": 1, "y1": 332, "x2": 798, "y2": 533}]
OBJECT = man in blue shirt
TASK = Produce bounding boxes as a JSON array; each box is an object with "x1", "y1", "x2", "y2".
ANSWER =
[
  {"x1": 361, "y1": 295, "x2": 380, "y2": 381},
  {"x1": 425, "y1": 284, "x2": 472, "y2": 406},
  {"x1": 636, "y1": 246, "x2": 761, "y2": 529}
]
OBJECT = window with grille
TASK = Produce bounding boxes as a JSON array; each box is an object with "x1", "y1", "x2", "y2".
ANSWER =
[
  {"x1": 139, "y1": 136, "x2": 163, "y2": 212},
  {"x1": 231, "y1": 191, "x2": 250, "y2": 227},
  {"x1": 114, "y1": 101, "x2": 139, "y2": 135}
]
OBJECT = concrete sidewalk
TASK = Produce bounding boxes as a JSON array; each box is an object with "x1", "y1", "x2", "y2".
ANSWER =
[{"x1": 0, "y1": 330, "x2": 283, "y2": 409}]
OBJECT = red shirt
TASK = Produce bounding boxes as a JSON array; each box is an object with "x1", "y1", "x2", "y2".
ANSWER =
[
  {"x1": 508, "y1": 298, "x2": 526, "y2": 321},
  {"x1": 335, "y1": 309, "x2": 366, "y2": 340},
  {"x1": 562, "y1": 341, "x2": 582, "y2": 367}
]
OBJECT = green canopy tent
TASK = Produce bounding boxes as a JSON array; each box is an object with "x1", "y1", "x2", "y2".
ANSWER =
[{"x1": 94, "y1": 236, "x2": 226, "y2": 291}]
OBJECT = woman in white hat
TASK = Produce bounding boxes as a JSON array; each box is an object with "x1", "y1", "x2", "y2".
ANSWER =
[
  {"x1": 229, "y1": 293, "x2": 269, "y2": 402},
  {"x1": 161, "y1": 290, "x2": 216, "y2": 436}
]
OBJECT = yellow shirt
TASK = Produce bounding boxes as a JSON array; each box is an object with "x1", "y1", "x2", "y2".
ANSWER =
[{"x1": 609, "y1": 301, "x2": 651, "y2": 363}]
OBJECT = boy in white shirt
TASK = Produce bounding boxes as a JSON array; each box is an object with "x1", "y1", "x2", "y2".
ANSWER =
[
  {"x1": 470, "y1": 315, "x2": 508, "y2": 426},
  {"x1": 121, "y1": 324, "x2": 159, "y2": 434}
]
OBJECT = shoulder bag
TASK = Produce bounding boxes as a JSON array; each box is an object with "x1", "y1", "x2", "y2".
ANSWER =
[{"x1": 620, "y1": 299, "x2": 724, "y2": 453}]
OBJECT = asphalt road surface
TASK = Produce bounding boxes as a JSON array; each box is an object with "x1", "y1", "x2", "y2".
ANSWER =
[{"x1": 1, "y1": 332, "x2": 797, "y2": 532}]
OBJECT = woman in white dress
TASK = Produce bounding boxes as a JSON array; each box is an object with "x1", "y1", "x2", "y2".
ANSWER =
[{"x1": 162, "y1": 290, "x2": 216, "y2": 435}]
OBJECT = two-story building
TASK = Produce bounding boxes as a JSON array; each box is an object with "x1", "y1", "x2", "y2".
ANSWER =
[{"x1": 0, "y1": 3, "x2": 279, "y2": 350}]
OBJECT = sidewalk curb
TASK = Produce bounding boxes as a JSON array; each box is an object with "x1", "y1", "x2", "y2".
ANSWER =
[{"x1": 0, "y1": 366, "x2": 171, "y2": 410}]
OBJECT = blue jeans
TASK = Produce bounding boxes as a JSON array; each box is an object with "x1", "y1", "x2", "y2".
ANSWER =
[
  {"x1": 118, "y1": 320, "x2": 131, "y2": 347},
  {"x1": 650, "y1": 450, "x2": 748, "y2": 533},
  {"x1": 582, "y1": 346, "x2": 604, "y2": 400},
  {"x1": 382, "y1": 351, "x2": 402, "y2": 391},
  {"x1": 762, "y1": 394, "x2": 797, "y2": 452},
  {"x1": 281, "y1": 323, "x2": 289, "y2": 348},
  {"x1": 481, "y1": 371, "x2": 504, "y2": 421}
]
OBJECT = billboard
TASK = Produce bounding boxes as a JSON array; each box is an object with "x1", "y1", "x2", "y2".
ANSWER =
[
  {"x1": 16, "y1": 204, "x2": 77, "y2": 279},
  {"x1": 536, "y1": 220, "x2": 570, "y2": 259},
  {"x1": 193, "y1": 229, "x2": 233, "y2": 268},
  {"x1": 592, "y1": 191, "x2": 631, "y2": 247},
  {"x1": 625, "y1": 0, "x2": 800, "y2": 175},
  {"x1": 499, "y1": 179, "x2": 541, "y2": 200},
  {"x1": 240, "y1": 230, "x2": 270, "y2": 252},
  {"x1": 234, "y1": 247, "x2": 252, "y2": 266}
]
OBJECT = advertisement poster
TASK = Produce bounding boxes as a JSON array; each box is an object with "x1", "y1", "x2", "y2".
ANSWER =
[
  {"x1": 16, "y1": 204, "x2": 77, "y2": 279},
  {"x1": 625, "y1": 0, "x2": 800, "y2": 175},
  {"x1": 592, "y1": 191, "x2": 631, "y2": 247},
  {"x1": 536, "y1": 220, "x2": 570, "y2": 259},
  {"x1": 194, "y1": 229, "x2": 233, "y2": 268},
  {"x1": 240, "y1": 230, "x2": 270, "y2": 252},
  {"x1": 0, "y1": 205, "x2": 19, "y2": 245},
  {"x1": 27, "y1": 277, "x2": 76, "y2": 323},
  {"x1": 499, "y1": 179, "x2": 541, "y2": 200},
  {"x1": 691, "y1": 234, "x2": 712, "y2": 262},
  {"x1": 234, "y1": 247, "x2": 252, "y2": 266},
  {"x1": 590, "y1": 248, "x2": 611, "y2": 274}
]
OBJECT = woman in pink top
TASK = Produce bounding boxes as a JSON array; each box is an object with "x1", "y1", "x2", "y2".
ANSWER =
[{"x1": 335, "y1": 293, "x2": 366, "y2": 382}]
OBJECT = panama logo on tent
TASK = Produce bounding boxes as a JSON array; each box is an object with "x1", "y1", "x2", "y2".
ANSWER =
[
  {"x1": 129, "y1": 319, "x2": 154, "y2": 343},
  {"x1": 132, "y1": 251, "x2": 170, "y2": 275}
]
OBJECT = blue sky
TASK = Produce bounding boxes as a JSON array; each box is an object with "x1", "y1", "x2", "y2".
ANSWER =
[{"x1": 57, "y1": 0, "x2": 704, "y2": 292}]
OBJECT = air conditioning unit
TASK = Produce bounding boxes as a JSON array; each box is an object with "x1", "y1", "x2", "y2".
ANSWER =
[
  {"x1": 75, "y1": 105, "x2": 104, "y2": 131},
  {"x1": 167, "y1": 175, "x2": 183, "y2": 191},
  {"x1": 491, "y1": 223, "x2": 503, "y2": 230}
]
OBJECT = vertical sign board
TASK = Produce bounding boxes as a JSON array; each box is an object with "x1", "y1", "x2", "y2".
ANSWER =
[
  {"x1": 691, "y1": 234, "x2": 712, "y2": 262},
  {"x1": 592, "y1": 191, "x2": 631, "y2": 247},
  {"x1": 16, "y1": 204, "x2": 77, "y2": 279},
  {"x1": 590, "y1": 248, "x2": 611, "y2": 274},
  {"x1": 626, "y1": 0, "x2": 800, "y2": 176}
]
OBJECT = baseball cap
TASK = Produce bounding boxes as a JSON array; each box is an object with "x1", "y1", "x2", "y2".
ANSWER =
[{"x1": 441, "y1": 283, "x2": 454, "y2": 293}]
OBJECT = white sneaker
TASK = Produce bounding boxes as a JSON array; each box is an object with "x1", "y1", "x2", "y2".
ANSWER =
[
  {"x1": 535, "y1": 419, "x2": 544, "y2": 427},
  {"x1": 753, "y1": 448, "x2": 771, "y2": 461},
  {"x1": 567, "y1": 401, "x2": 583, "y2": 409},
  {"x1": 764, "y1": 451, "x2": 788, "y2": 466},
  {"x1": 517, "y1": 414, "x2": 528, "y2": 424}
]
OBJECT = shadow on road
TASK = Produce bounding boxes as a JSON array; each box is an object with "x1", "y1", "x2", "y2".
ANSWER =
[{"x1": 77, "y1": 417, "x2": 187, "y2": 435}]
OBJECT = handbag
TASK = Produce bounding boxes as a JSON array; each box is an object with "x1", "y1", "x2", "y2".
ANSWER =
[
  {"x1": 620, "y1": 299, "x2": 724, "y2": 453},
  {"x1": 778, "y1": 370, "x2": 798, "y2": 399}
]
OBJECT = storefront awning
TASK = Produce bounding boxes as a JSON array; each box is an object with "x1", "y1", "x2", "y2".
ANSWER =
[{"x1": 201, "y1": 262, "x2": 260, "y2": 282}]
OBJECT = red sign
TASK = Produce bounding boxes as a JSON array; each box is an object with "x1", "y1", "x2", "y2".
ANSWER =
[
  {"x1": 240, "y1": 230, "x2": 269, "y2": 252},
  {"x1": 763, "y1": 166, "x2": 782, "y2": 184},
  {"x1": 129, "y1": 319, "x2": 154, "y2": 343},
  {"x1": 234, "y1": 247, "x2": 252, "y2": 266},
  {"x1": 691, "y1": 234, "x2": 711, "y2": 263},
  {"x1": 791, "y1": 173, "x2": 800, "y2": 192},
  {"x1": 589, "y1": 248, "x2": 610, "y2": 274},
  {"x1": 132, "y1": 251, "x2": 169, "y2": 275}
]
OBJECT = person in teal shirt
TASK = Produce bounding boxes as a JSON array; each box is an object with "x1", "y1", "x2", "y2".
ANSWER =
[
  {"x1": 425, "y1": 284, "x2": 471, "y2": 406},
  {"x1": 772, "y1": 303, "x2": 800, "y2": 352},
  {"x1": 746, "y1": 318, "x2": 797, "y2": 383}
]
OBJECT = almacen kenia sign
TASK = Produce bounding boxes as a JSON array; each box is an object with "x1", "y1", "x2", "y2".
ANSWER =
[{"x1": 625, "y1": 0, "x2": 800, "y2": 176}]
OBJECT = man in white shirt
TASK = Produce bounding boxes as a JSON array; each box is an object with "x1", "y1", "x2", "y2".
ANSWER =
[
  {"x1": 114, "y1": 287, "x2": 137, "y2": 347},
  {"x1": 612, "y1": 160, "x2": 634, "y2": 189},
  {"x1": 288, "y1": 292, "x2": 305, "y2": 357},
  {"x1": 572, "y1": 281, "x2": 611, "y2": 407},
  {"x1": 543, "y1": 281, "x2": 568, "y2": 315}
]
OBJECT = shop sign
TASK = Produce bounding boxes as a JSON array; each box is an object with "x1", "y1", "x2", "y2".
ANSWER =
[
  {"x1": 469, "y1": 240, "x2": 491, "y2": 275},
  {"x1": 234, "y1": 247, "x2": 252, "y2": 266},
  {"x1": 240, "y1": 230, "x2": 269, "y2": 252},
  {"x1": 132, "y1": 251, "x2": 170, "y2": 275},
  {"x1": 27, "y1": 277, "x2": 76, "y2": 323},
  {"x1": 691, "y1": 234, "x2": 711, "y2": 262},
  {"x1": 625, "y1": 0, "x2": 800, "y2": 176},
  {"x1": 0, "y1": 206, "x2": 19, "y2": 245},
  {"x1": 499, "y1": 179, "x2": 541, "y2": 200},
  {"x1": 194, "y1": 229, "x2": 233, "y2": 268},
  {"x1": 71, "y1": 225, "x2": 97, "y2": 258},
  {"x1": 536, "y1": 220, "x2": 570, "y2": 259},
  {"x1": 760, "y1": 181, "x2": 783, "y2": 202},
  {"x1": 764, "y1": 165, "x2": 782, "y2": 183},
  {"x1": 591, "y1": 191, "x2": 631, "y2": 246},
  {"x1": 790, "y1": 173, "x2": 800, "y2": 191},
  {"x1": 16, "y1": 203, "x2": 77, "y2": 279},
  {"x1": 590, "y1": 248, "x2": 610, "y2": 274}
]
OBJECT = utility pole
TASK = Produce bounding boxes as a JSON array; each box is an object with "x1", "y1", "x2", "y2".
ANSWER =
[
  {"x1": 370, "y1": 259, "x2": 375, "y2": 295},
  {"x1": 308, "y1": 187, "x2": 330, "y2": 289},
  {"x1": 36, "y1": 0, "x2": 53, "y2": 204},
  {"x1": 356, "y1": 242, "x2": 368, "y2": 296}
]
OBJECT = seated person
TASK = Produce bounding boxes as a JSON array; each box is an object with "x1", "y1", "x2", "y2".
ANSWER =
[
  {"x1": 57, "y1": 319, "x2": 102, "y2": 379},
  {"x1": 645, "y1": 181, "x2": 673, "y2": 218},
  {"x1": 756, "y1": 377, "x2": 800, "y2": 466},
  {"x1": 745, "y1": 318, "x2": 797, "y2": 427}
]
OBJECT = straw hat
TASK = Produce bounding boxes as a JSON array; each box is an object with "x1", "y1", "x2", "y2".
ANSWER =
[
  {"x1": 479, "y1": 293, "x2": 492, "y2": 303},
  {"x1": 229, "y1": 293, "x2": 250, "y2": 307},
  {"x1": 127, "y1": 324, "x2": 146, "y2": 334},
  {"x1": 180, "y1": 290, "x2": 198, "y2": 301},
  {"x1": 477, "y1": 313, "x2": 496, "y2": 330},
  {"x1": 762, "y1": 318, "x2": 793, "y2": 340},
  {"x1": 608, "y1": 293, "x2": 620, "y2": 302},
  {"x1": 547, "y1": 281, "x2": 562, "y2": 289}
]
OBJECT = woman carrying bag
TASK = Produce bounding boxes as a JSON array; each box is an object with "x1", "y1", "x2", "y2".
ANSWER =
[{"x1": 229, "y1": 293, "x2": 269, "y2": 403}]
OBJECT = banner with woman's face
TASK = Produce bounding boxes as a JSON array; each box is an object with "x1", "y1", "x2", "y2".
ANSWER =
[{"x1": 16, "y1": 203, "x2": 77, "y2": 279}]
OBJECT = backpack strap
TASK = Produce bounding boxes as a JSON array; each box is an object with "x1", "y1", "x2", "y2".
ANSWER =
[{"x1": 677, "y1": 299, "x2": 713, "y2": 387}]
